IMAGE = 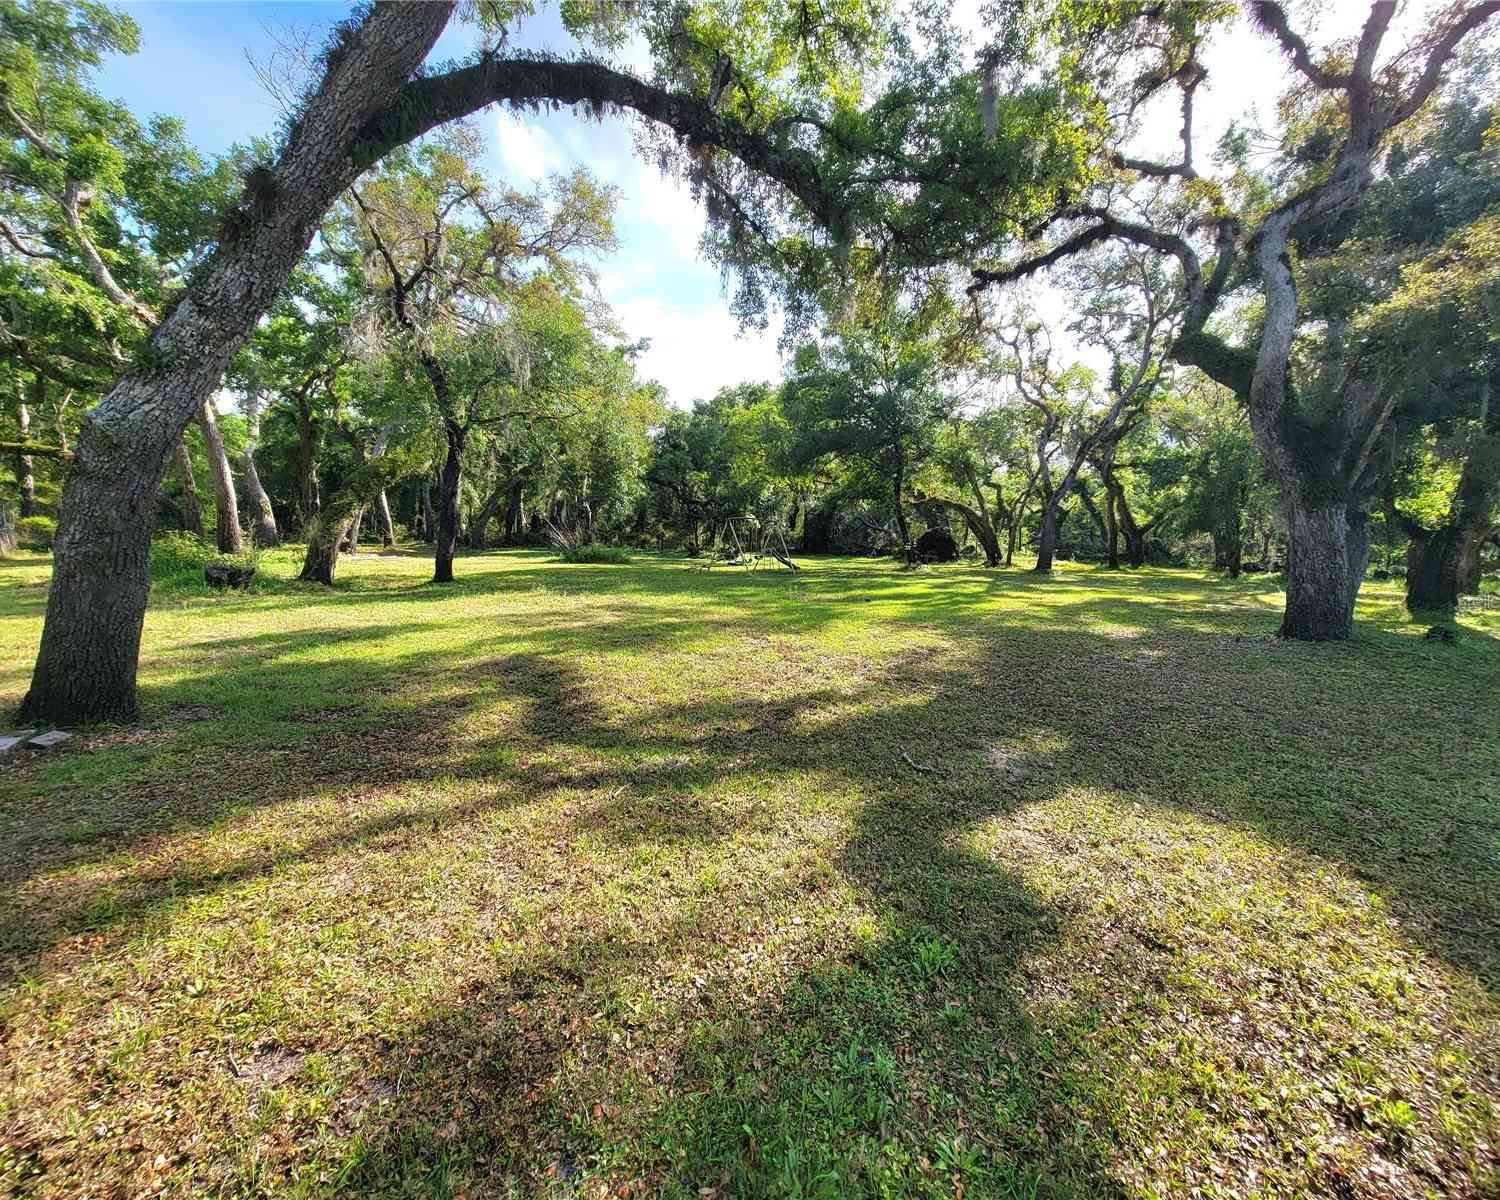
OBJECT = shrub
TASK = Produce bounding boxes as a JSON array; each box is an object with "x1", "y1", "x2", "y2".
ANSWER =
[
  {"x1": 559, "y1": 543, "x2": 632, "y2": 565},
  {"x1": 150, "y1": 531, "x2": 213, "y2": 581},
  {"x1": 17, "y1": 515, "x2": 57, "y2": 549}
]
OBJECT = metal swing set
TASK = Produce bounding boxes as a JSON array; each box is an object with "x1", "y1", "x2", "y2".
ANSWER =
[{"x1": 698, "y1": 515, "x2": 800, "y2": 572}]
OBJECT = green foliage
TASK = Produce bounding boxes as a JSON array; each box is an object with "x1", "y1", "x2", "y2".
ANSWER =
[
  {"x1": 558, "y1": 542, "x2": 632, "y2": 565},
  {"x1": 148, "y1": 530, "x2": 212, "y2": 581},
  {"x1": 15, "y1": 514, "x2": 56, "y2": 549}
]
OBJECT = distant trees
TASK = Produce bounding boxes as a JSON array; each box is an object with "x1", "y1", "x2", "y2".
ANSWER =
[
  {"x1": 970, "y1": 1, "x2": 1499, "y2": 637},
  {"x1": 783, "y1": 307, "x2": 959, "y2": 562}
]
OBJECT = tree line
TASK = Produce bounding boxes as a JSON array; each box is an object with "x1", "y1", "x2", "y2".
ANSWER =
[{"x1": 1, "y1": 0, "x2": 1497, "y2": 725}]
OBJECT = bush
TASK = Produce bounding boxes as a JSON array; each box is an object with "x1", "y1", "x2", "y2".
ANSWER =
[
  {"x1": 559, "y1": 543, "x2": 631, "y2": 565},
  {"x1": 150, "y1": 531, "x2": 213, "y2": 581},
  {"x1": 16, "y1": 515, "x2": 57, "y2": 549}
]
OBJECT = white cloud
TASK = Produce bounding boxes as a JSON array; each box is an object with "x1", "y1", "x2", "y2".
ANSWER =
[
  {"x1": 493, "y1": 111, "x2": 563, "y2": 182},
  {"x1": 612, "y1": 295, "x2": 784, "y2": 408}
]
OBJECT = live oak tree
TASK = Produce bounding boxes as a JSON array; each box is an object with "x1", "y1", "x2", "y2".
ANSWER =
[
  {"x1": 337, "y1": 139, "x2": 616, "y2": 583},
  {"x1": 993, "y1": 287, "x2": 1164, "y2": 573},
  {"x1": 784, "y1": 303, "x2": 960, "y2": 562},
  {"x1": 967, "y1": 0, "x2": 1500, "y2": 638}
]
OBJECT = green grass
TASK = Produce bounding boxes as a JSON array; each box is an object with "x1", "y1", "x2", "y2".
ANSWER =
[{"x1": 1, "y1": 546, "x2": 1497, "y2": 1199}]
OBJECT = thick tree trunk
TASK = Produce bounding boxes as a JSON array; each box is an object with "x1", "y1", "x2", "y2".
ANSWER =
[
  {"x1": 914, "y1": 494, "x2": 1000, "y2": 567},
  {"x1": 345, "y1": 505, "x2": 366, "y2": 554},
  {"x1": 1034, "y1": 496, "x2": 1061, "y2": 572},
  {"x1": 241, "y1": 392, "x2": 278, "y2": 546},
  {"x1": 434, "y1": 419, "x2": 465, "y2": 584},
  {"x1": 1281, "y1": 500, "x2": 1358, "y2": 640},
  {"x1": 174, "y1": 436, "x2": 205, "y2": 539},
  {"x1": 468, "y1": 480, "x2": 507, "y2": 548},
  {"x1": 0, "y1": 502, "x2": 15, "y2": 555},
  {"x1": 374, "y1": 489, "x2": 395, "y2": 547},
  {"x1": 295, "y1": 406, "x2": 321, "y2": 533},
  {"x1": 1457, "y1": 534, "x2": 1485, "y2": 595},
  {"x1": 197, "y1": 400, "x2": 243, "y2": 554},
  {"x1": 1405, "y1": 527, "x2": 1466, "y2": 614},
  {"x1": 299, "y1": 445, "x2": 414, "y2": 585},
  {"x1": 19, "y1": 4, "x2": 453, "y2": 725}
]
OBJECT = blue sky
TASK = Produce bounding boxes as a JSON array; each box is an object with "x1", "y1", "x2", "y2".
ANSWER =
[{"x1": 95, "y1": 2, "x2": 788, "y2": 409}]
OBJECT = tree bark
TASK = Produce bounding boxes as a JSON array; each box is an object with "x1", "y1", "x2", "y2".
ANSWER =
[
  {"x1": 19, "y1": 3, "x2": 454, "y2": 724},
  {"x1": 174, "y1": 436, "x2": 205, "y2": 539},
  {"x1": 434, "y1": 418, "x2": 465, "y2": 583},
  {"x1": 1281, "y1": 499, "x2": 1358, "y2": 640},
  {"x1": 468, "y1": 479, "x2": 508, "y2": 548},
  {"x1": 14, "y1": 384, "x2": 36, "y2": 518},
  {"x1": 241, "y1": 391, "x2": 278, "y2": 546},
  {"x1": 299, "y1": 446, "x2": 414, "y2": 585},
  {"x1": 374, "y1": 489, "x2": 395, "y2": 547},
  {"x1": 1034, "y1": 495, "x2": 1062, "y2": 572},
  {"x1": 914, "y1": 494, "x2": 1000, "y2": 566},
  {"x1": 197, "y1": 400, "x2": 244, "y2": 554},
  {"x1": 294, "y1": 399, "x2": 322, "y2": 534}
]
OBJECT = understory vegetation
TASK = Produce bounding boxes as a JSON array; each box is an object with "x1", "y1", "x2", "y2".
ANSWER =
[{"x1": 2, "y1": 549, "x2": 1497, "y2": 1198}]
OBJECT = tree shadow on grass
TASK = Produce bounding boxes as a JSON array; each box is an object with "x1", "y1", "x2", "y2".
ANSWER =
[
  {"x1": 313, "y1": 633, "x2": 1498, "y2": 1196},
  {"x1": 2, "y1": 562, "x2": 1498, "y2": 1195}
]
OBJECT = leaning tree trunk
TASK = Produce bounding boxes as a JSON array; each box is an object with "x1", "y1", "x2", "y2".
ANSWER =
[
  {"x1": 241, "y1": 391, "x2": 278, "y2": 546},
  {"x1": 468, "y1": 480, "x2": 508, "y2": 548},
  {"x1": 0, "y1": 502, "x2": 16, "y2": 555},
  {"x1": 18, "y1": 4, "x2": 453, "y2": 725},
  {"x1": 299, "y1": 448, "x2": 417, "y2": 585},
  {"x1": 174, "y1": 436, "x2": 205, "y2": 539},
  {"x1": 433, "y1": 418, "x2": 465, "y2": 584},
  {"x1": 374, "y1": 489, "x2": 395, "y2": 547},
  {"x1": 197, "y1": 399, "x2": 243, "y2": 555}
]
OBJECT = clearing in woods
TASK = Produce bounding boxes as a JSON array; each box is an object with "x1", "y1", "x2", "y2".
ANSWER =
[{"x1": 1, "y1": 548, "x2": 1497, "y2": 1198}]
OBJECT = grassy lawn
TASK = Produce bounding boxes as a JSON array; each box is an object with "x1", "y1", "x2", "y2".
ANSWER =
[{"x1": 1, "y1": 548, "x2": 1497, "y2": 1199}]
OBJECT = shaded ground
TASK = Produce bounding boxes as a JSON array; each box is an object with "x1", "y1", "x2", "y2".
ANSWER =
[{"x1": 0, "y1": 547, "x2": 1497, "y2": 1198}]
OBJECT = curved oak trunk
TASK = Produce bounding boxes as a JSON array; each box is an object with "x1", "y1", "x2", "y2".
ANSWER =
[
  {"x1": 1405, "y1": 527, "x2": 1477, "y2": 614},
  {"x1": 374, "y1": 490, "x2": 395, "y2": 547},
  {"x1": 242, "y1": 450, "x2": 279, "y2": 546},
  {"x1": 174, "y1": 436, "x2": 205, "y2": 539},
  {"x1": 1033, "y1": 499, "x2": 1061, "y2": 572},
  {"x1": 241, "y1": 393, "x2": 279, "y2": 546},
  {"x1": 19, "y1": 3, "x2": 453, "y2": 725}
]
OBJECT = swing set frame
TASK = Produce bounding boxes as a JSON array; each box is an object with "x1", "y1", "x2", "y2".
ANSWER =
[{"x1": 697, "y1": 516, "x2": 800, "y2": 572}]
